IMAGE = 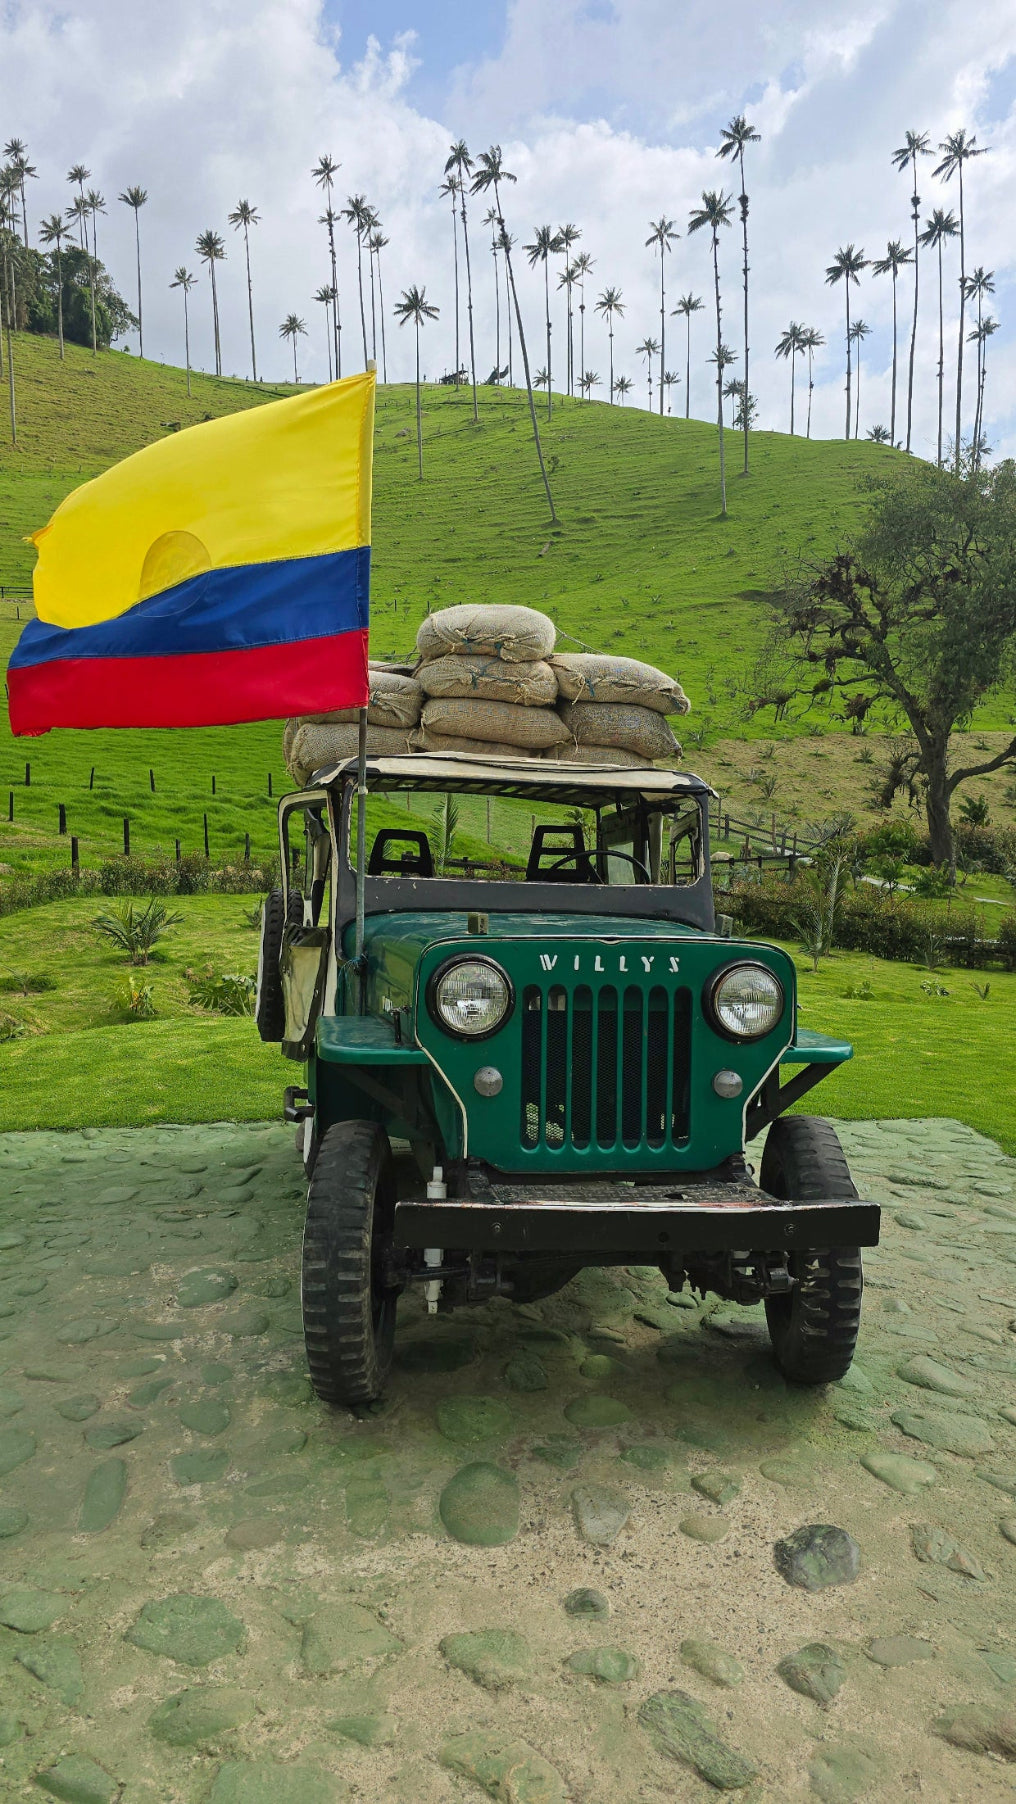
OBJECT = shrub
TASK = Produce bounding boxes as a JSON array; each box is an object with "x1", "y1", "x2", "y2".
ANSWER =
[
  {"x1": 0, "y1": 972, "x2": 57, "y2": 995},
  {"x1": 184, "y1": 966, "x2": 256, "y2": 1016},
  {"x1": 93, "y1": 899, "x2": 183, "y2": 965},
  {"x1": 113, "y1": 974, "x2": 156, "y2": 1019},
  {"x1": 0, "y1": 1008, "x2": 29, "y2": 1043},
  {"x1": 997, "y1": 914, "x2": 1016, "y2": 972},
  {"x1": 725, "y1": 870, "x2": 1003, "y2": 967}
]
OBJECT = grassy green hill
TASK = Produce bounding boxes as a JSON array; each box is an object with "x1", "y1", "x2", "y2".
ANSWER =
[{"x1": 2, "y1": 329, "x2": 1014, "y2": 877}]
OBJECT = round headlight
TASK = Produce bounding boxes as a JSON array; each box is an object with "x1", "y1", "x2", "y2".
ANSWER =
[
  {"x1": 431, "y1": 959, "x2": 512, "y2": 1039},
  {"x1": 708, "y1": 962, "x2": 784, "y2": 1041}
]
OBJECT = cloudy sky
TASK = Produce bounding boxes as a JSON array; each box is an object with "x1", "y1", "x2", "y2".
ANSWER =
[{"x1": 2, "y1": 0, "x2": 1014, "y2": 459}]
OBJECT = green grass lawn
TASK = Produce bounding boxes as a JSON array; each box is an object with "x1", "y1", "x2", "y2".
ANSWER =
[{"x1": 1, "y1": 892, "x2": 1013, "y2": 1151}]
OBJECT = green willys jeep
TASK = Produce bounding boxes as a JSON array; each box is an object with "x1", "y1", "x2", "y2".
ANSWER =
[{"x1": 256, "y1": 750, "x2": 879, "y2": 1406}]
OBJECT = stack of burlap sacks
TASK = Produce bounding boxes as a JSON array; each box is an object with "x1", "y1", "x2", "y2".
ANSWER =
[{"x1": 284, "y1": 605, "x2": 689, "y2": 785}]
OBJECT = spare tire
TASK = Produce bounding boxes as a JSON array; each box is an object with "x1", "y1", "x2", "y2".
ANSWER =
[{"x1": 255, "y1": 888, "x2": 303, "y2": 1043}]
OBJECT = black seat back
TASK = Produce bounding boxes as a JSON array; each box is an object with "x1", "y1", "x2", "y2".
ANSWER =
[
  {"x1": 526, "y1": 824, "x2": 593, "y2": 882},
  {"x1": 368, "y1": 829, "x2": 435, "y2": 877}
]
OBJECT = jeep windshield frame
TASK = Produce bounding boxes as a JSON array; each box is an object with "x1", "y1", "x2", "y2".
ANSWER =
[{"x1": 307, "y1": 751, "x2": 717, "y2": 936}]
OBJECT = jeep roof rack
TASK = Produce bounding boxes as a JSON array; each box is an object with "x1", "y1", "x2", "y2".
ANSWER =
[{"x1": 309, "y1": 750, "x2": 715, "y2": 808}]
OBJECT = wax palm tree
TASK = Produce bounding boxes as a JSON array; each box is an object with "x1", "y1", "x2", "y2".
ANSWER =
[
  {"x1": 4, "y1": 140, "x2": 36, "y2": 247},
  {"x1": 774, "y1": 322, "x2": 806, "y2": 434},
  {"x1": 472, "y1": 147, "x2": 556, "y2": 518},
  {"x1": 484, "y1": 207, "x2": 502, "y2": 376},
  {"x1": 279, "y1": 313, "x2": 307, "y2": 384},
  {"x1": 525, "y1": 224, "x2": 563, "y2": 419},
  {"x1": 970, "y1": 315, "x2": 998, "y2": 462},
  {"x1": 362, "y1": 205, "x2": 380, "y2": 364},
  {"x1": 717, "y1": 114, "x2": 760, "y2": 474},
  {"x1": 645, "y1": 217, "x2": 679, "y2": 417},
  {"x1": 594, "y1": 286, "x2": 624, "y2": 402},
  {"x1": 871, "y1": 239, "x2": 912, "y2": 444},
  {"x1": 118, "y1": 185, "x2": 148, "y2": 356},
  {"x1": 342, "y1": 194, "x2": 373, "y2": 369},
  {"x1": 0, "y1": 173, "x2": 18, "y2": 440},
  {"x1": 556, "y1": 223, "x2": 581, "y2": 395},
  {"x1": 314, "y1": 285, "x2": 336, "y2": 380},
  {"x1": 66, "y1": 191, "x2": 89, "y2": 253},
  {"x1": 446, "y1": 142, "x2": 478, "y2": 420},
  {"x1": 67, "y1": 166, "x2": 90, "y2": 242},
  {"x1": 935, "y1": 130, "x2": 990, "y2": 470},
  {"x1": 866, "y1": 425, "x2": 891, "y2": 443},
  {"x1": 439, "y1": 173, "x2": 461, "y2": 381},
  {"x1": 533, "y1": 367, "x2": 549, "y2": 390},
  {"x1": 891, "y1": 130, "x2": 932, "y2": 452},
  {"x1": 312, "y1": 155, "x2": 341, "y2": 377},
  {"x1": 368, "y1": 229, "x2": 389, "y2": 381},
  {"x1": 499, "y1": 226, "x2": 516, "y2": 385},
  {"x1": 824, "y1": 244, "x2": 868, "y2": 440},
  {"x1": 227, "y1": 199, "x2": 260, "y2": 380},
  {"x1": 688, "y1": 190, "x2": 735, "y2": 514},
  {"x1": 800, "y1": 326, "x2": 824, "y2": 439},
  {"x1": 919, "y1": 208, "x2": 959, "y2": 465},
  {"x1": 394, "y1": 284, "x2": 439, "y2": 479},
  {"x1": 610, "y1": 373, "x2": 629, "y2": 403},
  {"x1": 195, "y1": 228, "x2": 226, "y2": 376},
  {"x1": 571, "y1": 252, "x2": 595, "y2": 396},
  {"x1": 662, "y1": 369, "x2": 679, "y2": 413},
  {"x1": 83, "y1": 188, "x2": 106, "y2": 356},
  {"x1": 636, "y1": 336, "x2": 660, "y2": 411},
  {"x1": 722, "y1": 375, "x2": 742, "y2": 432},
  {"x1": 38, "y1": 214, "x2": 68, "y2": 359},
  {"x1": 964, "y1": 266, "x2": 994, "y2": 458},
  {"x1": 170, "y1": 267, "x2": 197, "y2": 394},
  {"x1": 672, "y1": 293, "x2": 703, "y2": 419},
  {"x1": 848, "y1": 319, "x2": 871, "y2": 438}
]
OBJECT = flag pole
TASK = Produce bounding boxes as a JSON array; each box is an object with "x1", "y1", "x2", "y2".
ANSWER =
[{"x1": 354, "y1": 361, "x2": 376, "y2": 1008}]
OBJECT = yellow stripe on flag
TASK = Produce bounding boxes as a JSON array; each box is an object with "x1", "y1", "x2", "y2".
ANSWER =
[{"x1": 30, "y1": 370, "x2": 375, "y2": 630}]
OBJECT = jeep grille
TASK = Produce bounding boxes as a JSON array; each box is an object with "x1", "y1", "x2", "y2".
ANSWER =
[{"x1": 520, "y1": 982, "x2": 692, "y2": 1154}]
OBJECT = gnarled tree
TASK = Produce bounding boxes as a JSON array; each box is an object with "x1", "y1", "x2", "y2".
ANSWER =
[{"x1": 764, "y1": 460, "x2": 1016, "y2": 871}]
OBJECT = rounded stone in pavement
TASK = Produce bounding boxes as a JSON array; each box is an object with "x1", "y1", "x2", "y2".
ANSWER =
[
  {"x1": 172, "y1": 1449, "x2": 230, "y2": 1486},
  {"x1": 860, "y1": 1451, "x2": 938, "y2": 1496},
  {"x1": 0, "y1": 1426, "x2": 36, "y2": 1476},
  {"x1": 35, "y1": 1753, "x2": 118, "y2": 1802},
  {"x1": 691, "y1": 1471, "x2": 740, "y2": 1504},
  {"x1": 679, "y1": 1638, "x2": 743, "y2": 1687},
  {"x1": 225, "y1": 1519, "x2": 283, "y2": 1551},
  {"x1": 206, "y1": 1764, "x2": 335, "y2": 1804},
  {"x1": 179, "y1": 1398, "x2": 231, "y2": 1437},
  {"x1": 56, "y1": 1395, "x2": 101, "y2": 1423},
  {"x1": 777, "y1": 1642, "x2": 846, "y2": 1704},
  {"x1": 0, "y1": 1587, "x2": 67, "y2": 1632},
  {"x1": 866, "y1": 1635, "x2": 935, "y2": 1667},
  {"x1": 127, "y1": 1593, "x2": 246, "y2": 1666},
  {"x1": 773, "y1": 1525, "x2": 860, "y2": 1591},
  {"x1": 504, "y1": 1349, "x2": 548, "y2": 1392},
  {"x1": 0, "y1": 1505, "x2": 29, "y2": 1539},
  {"x1": 440, "y1": 1628, "x2": 531, "y2": 1690},
  {"x1": 897, "y1": 1355, "x2": 979, "y2": 1398},
  {"x1": 564, "y1": 1587, "x2": 609, "y2": 1619},
  {"x1": 177, "y1": 1269, "x2": 239, "y2": 1309},
  {"x1": 566, "y1": 1646, "x2": 639, "y2": 1683},
  {"x1": 436, "y1": 1395, "x2": 512, "y2": 1445},
  {"x1": 571, "y1": 1482, "x2": 630, "y2": 1545},
  {"x1": 80, "y1": 1458, "x2": 128, "y2": 1532},
  {"x1": 439, "y1": 1462, "x2": 519, "y2": 1546},
  {"x1": 148, "y1": 1686, "x2": 256, "y2": 1747},
  {"x1": 85, "y1": 1419, "x2": 142, "y2": 1449},
  {"x1": 679, "y1": 1513, "x2": 729, "y2": 1543},
  {"x1": 564, "y1": 1394, "x2": 632, "y2": 1428}
]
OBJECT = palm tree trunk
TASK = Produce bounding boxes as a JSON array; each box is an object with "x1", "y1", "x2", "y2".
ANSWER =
[
  {"x1": 376, "y1": 252, "x2": 388, "y2": 383},
  {"x1": 415, "y1": 318, "x2": 423, "y2": 480},
  {"x1": 854, "y1": 342, "x2": 861, "y2": 439},
  {"x1": 324, "y1": 300, "x2": 333, "y2": 382},
  {"x1": 789, "y1": 357, "x2": 795, "y2": 435},
  {"x1": 738, "y1": 145, "x2": 750, "y2": 474},
  {"x1": 954, "y1": 163, "x2": 966, "y2": 473},
  {"x1": 88, "y1": 214, "x2": 98, "y2": 357},
  {"x1": 658, "y1": 252, "x2": 666, "y2": 416},
  {"x1": 327, "y1": 219, "x2": 340, "y2": 378},
  {"x1": 183, "y1": 290, "x2": 191, "y2": 396},
  {"x1": 889, "y1": 271, "x2": 897, "y2": 443},
  {"x1": 905, "y1": 183, "x2": 920, "y2": 452},
  {"x1": 843, "y1": 287, "x2": 851, "y2": 441},
  {"x1": 243, "y1": 225, "x2": 257, "y2": 380},
  {"x1": 506, "y1": 249, "x2": 513, "y2": 386},
  {"x1": 495, "y1": 184, "x2": 557, "y2": 523},
  {"x1": 3, "y1": 240, "x2": 16, "y2": 443},
  {"x1": 356, "y1": 235, "x2": 368, "y2": 368},
  {"x1": 712, "y1": 228, "x2": 726, "y2": 517},
  {"x1": 19, "y1": 176, "x2": 28, "y2": 249},
  {"x1": 544, "y1": 260, "x2": 552, "y2": 420},
  {"x1": 449, "y1": 192, "x2": 460, "y2": 378},
  {"x1": 134, "y1": 213, "x2": 144, "y2": 357},
  {"x1": 459, "y1": 193, "x2": 479, "y2": 422},
  {"x1": 493, "y1": 241, "x2": 501, "y2": 375},
  {"x1": 579, "y1": 281, "x2": 585, "y2": 389},
  {"x1": 936, "y1": 241, "x2": 944, "y2": 467},
  {"x1": 56, "y1": 245, "x2": 64, "y2": 360},
  {"x1": 806, "y1": 346, "x2": 814, "y2": 439},
  {"x1": 292, "y1": 336, "x2": 299, "y2": 384},
  {"x1": 685, "y1": 316, "x2": 691, "y2": 418},
  {"x1": 211, "y1": 262, "x2": 221, "y2": 377},
  {"x1": 608, "y1": 323, "x2": 614, "y2": 402},
  {"x1": 368, "y1": 244, "x2": 377, "y2": 362}
]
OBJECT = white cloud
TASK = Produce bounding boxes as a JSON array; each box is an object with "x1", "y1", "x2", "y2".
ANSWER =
[{"x1": 1, "y1": 0, "x2": 1014, "y2": 460}]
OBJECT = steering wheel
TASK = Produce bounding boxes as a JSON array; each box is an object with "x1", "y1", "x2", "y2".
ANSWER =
[{"x1": 543, "y1": 848, "x2": 651, "y2": 884}]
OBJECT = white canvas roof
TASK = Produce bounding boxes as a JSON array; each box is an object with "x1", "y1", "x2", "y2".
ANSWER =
[{"x1": 308, "y1": 750, "x2": 714, "y2": 807}]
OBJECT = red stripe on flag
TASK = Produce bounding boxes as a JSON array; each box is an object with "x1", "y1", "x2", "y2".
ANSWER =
[{"x1": 7, "y1": 629, "x2": 369, "y2": 736}]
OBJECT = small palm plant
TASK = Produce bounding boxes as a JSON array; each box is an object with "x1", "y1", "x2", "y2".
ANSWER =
[
  {"x1": 432, "y1": 795, "x2": 460, "y2": 874},
  {"x1": 93, "y1": 900, "x2": 183, "y2": 965}
]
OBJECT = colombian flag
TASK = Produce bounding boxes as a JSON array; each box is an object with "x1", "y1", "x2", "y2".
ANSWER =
[{"x1": 7, "y1": 370, "x2": 374, "y2": 736}]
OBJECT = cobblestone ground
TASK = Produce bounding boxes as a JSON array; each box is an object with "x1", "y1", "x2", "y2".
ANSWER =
[{"x1": 0, "y1": 1116, "x2": 1015, "y2": 1803}]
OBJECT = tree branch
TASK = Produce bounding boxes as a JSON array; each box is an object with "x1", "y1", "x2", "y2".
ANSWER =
[{"x1": 947, "y1": 735, "x2": 1016, "y2": 792}]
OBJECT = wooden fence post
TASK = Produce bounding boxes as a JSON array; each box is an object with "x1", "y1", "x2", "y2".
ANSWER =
[
  {"x1": 203, "y1": 814, "x2": 210, "y2": 859},
  {"x1": 58, "y1": 803, "x2": 66, "y2": 835},
  {"x1": 123, "y1": 817, "x2": 130, "y2": 857},
  {"x1": 70, "y1": 836, "x2": 79, "y2": 871}
]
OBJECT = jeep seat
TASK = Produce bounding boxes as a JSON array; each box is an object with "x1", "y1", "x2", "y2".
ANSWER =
[
  {"x1": 525, "y1": 823, "x2": 598, "y2": 883},
  {"x1": 368, "y1": 829, "x2": 435, "y2": 877}
]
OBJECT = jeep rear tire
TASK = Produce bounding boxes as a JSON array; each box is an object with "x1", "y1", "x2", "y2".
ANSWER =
[
  {"x1": 255, "y1": 887, "x2": 303, "y2": 1044},
  {"x1": 760, "y1": 1116, "x2": 863, "y2": 1386},
  {"x1": 301, "y1": 1120, "x2": 399, "y2": 1407}
]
